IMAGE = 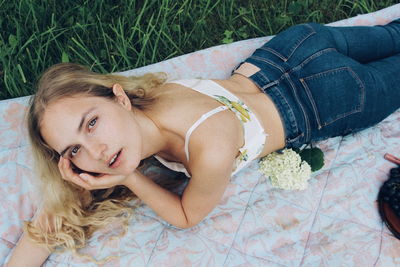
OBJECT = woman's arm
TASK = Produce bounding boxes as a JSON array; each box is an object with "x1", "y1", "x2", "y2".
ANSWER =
[
  {"x1": 123, "y1": 121, "x2": 239, "y2": 228},
  {"x1": 123, "y1": 109, "x2": 240, "y2": 228},
  {"x1": 6, "y1": 233, "x2": 50, "y2": 267},
  {"x1": 7, "y1": 211, "x2": 55, "y2": 266},
  {"x1": 59, "y1": 145, "x2": 236, "y2": 229},
  {"x1": 124, "y1": 149, "x2": 234, "y2": 229}
]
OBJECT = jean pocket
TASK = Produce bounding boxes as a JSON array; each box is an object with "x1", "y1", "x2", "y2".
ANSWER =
[{"x1": 300, "y1": 67, "x2": 365, "y2": 129}]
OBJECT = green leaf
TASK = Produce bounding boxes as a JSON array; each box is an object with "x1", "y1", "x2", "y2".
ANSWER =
[
  {"x1": 8, "y1": 34, "x2": 17, "y2": 49},
  {"x1": 222, "y1": 37, "x2": 234, "y2": 44},
  {"x1": 222, "y1": 30, "x2": 234, "y2": 44},
  {"x1": 61, "y1": 51, "x2": 69, "y2": 63},
  {"x1": 237, "y1": 25, "x2": 249, "y2": 39},
  {"x1": 275, "y1": 14, "x2": 291, "y2": 25},
  {"x1": 238, "y1": 7, "x2": 249, "y2": 15},
  {"x1": 299, "y1": 147, "x2": 324, "y2": 172},
  {"x1": 288, "y1": 1, "x2": 303, "y2": 15},
  {"x1": 17, "y1": 64, "x2": 26, "y2": 83},
  {"x1": 100, "y1": 49, "x2": 106, "y2": 59},
  {"x1": 171, "y1": 24, "x2": 180, "y2": 32}
]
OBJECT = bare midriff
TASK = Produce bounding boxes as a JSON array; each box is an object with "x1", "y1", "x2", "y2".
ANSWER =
[
  {"x1": 153, "y1": 62, "x2": 287, "y2": 164},
  {"x1": 212, "y1": 63, "x2": 286, "y2": 157}
]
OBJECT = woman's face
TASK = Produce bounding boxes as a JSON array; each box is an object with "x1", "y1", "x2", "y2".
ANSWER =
[{"x1": 40, "y1": 86, "x2": 143, "y2": 176}]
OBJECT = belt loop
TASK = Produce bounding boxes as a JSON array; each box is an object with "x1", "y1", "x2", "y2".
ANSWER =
[{"x1": 262, "y1": 80, "x2": 279, "y2": 90}]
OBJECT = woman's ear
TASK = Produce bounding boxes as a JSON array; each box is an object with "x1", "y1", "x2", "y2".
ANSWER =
[{"x1": 112, "y1": 83, "x2": 132, "y2": 111}]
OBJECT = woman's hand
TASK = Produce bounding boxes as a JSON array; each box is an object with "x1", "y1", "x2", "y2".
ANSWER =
[{"x1": 58, "y1": 157, "x2": 131, "y2": 190}]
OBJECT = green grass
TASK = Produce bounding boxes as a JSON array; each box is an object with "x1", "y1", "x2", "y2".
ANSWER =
[{"x1": 0, "y1": 0, "x2": 398, "y2": 100}]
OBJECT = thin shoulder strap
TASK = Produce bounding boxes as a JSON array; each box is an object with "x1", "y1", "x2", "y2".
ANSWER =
[{"x1": 184, "y1": 105, "x2": 229, "y2": 162}]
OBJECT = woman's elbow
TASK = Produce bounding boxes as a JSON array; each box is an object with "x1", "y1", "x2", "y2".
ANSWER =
[
  {"x1": 170, "y1": 222, "x2": 197, "y2": 229},
  {"x1": 170, "y1": 216, "x2": 204, "y2": 229}
]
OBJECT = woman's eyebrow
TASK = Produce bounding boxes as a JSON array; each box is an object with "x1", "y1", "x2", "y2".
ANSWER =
[{"x1": 59, "y1": 107, "x2": 97, "y2": 157}]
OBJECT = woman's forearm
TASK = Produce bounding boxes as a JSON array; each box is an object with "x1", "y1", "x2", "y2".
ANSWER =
[
  {"x1": 124, "y1": 170, "x2": 192, "y2": 228},
  {"x1": 6, "y1": 233, "x2": 50, "y2": 267}
]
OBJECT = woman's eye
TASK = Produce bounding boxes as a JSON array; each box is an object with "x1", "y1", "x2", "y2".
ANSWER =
[
  {"x1": 88, "y1": 117, "x2": 97, "y2": 130},
  {"x1": 70, "y1": 146, "x2": 80, "y2": 158}
]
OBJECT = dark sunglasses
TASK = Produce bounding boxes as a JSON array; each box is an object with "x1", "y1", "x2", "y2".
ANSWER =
[{"x1": 378, "y1": 153, "x2": 400, "y2": 240}]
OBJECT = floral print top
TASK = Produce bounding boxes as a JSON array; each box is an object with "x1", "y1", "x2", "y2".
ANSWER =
[{"x1": 154, "y1": 79, "x2": 268, "y2": 176}]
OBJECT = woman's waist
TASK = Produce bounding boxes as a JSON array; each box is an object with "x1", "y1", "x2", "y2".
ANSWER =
[{"x1": 225, "y1": 73, "x2": 286, "y2": 155}]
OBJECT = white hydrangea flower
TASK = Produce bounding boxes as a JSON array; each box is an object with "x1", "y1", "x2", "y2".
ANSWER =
[{"x1": 259, "y1": 148, "x2": 312, "y2": 190}]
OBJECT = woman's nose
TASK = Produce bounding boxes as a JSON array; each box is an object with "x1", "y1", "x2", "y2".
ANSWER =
[{"x1": 87, "y1": 142, "x2": 107, "y2": 161}]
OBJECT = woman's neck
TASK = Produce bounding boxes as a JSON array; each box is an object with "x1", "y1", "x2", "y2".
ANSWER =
[{"x1": 134, "y1": 107, "x2": 168, "y2": 160}]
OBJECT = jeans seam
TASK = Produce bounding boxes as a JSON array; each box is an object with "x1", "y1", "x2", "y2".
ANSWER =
[
  {"x1": 291, "y1": 48, "x2": 337, "y2": 73},
  {"x1": 250, "y1": 55, "x2": 286, "y2": 73},
  {"x1": 262, "y1": 72, "x2": 291, "y2": 91},
  {"x1": 259, "y1": 46, "x2": 287, "y2": 61},
  {"x1": 259, "y1": 24, "x2": 316, "y2": 63},
  {"x1": 286, "y1": 23, "x2": 316, "y2": 60},
  {"x1": 267, "y1": 87, "x2": 299, "y2": 146},
  {"x1": 347, "y1": 67, "x2": 366, "y2": 112},
  {"x1": 263, "y1": 80, "x2": 279, "y2": 89},
  {"x1": 300, "y1": 78, "x2": 322, "y2": 129},
  {"x1": 257, "y1": 70, "x2": 271, "y2": 84},
  {"x1": 302, "y1": 66, "x2": 348, "y2": 80},
  {"x1": 285, "y1": 73, "x2": 310, "y2": 142},
  {"x1": 287, "y1": 133, "x2": 304, "y2": 144}
]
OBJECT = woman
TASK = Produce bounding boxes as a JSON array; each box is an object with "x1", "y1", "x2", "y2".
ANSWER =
[{"x1": 7, "y1": 19, "x2": 400, "y2": 265}]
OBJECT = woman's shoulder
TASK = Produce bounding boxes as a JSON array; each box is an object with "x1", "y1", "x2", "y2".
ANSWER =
[
  {"x1": 151, "y1": 81, "x2": 222, "y2": 119},
  {"x1": 149, "y1": 82, "x2": 244, "y2": 166},
  {"x1": 152, "y1": 81, "x2": 243, "y2": 131},
  {"x1": 149, "y1": 82, "x2": 200, "y2": 121}
]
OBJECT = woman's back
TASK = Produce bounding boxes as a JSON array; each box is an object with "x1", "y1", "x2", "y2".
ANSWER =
[{"x1": 149, "y1": 73, "x2": 286, "y2": 174}]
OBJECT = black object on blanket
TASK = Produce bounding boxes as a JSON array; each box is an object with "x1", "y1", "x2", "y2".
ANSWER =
[{"x1": 378, "y1": 153, "x2": 400, "y2": 240}]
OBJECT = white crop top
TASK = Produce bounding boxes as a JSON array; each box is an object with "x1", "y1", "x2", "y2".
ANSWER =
[{"x1": 154, "y1": 79, "x2": 268, "y2": 177}]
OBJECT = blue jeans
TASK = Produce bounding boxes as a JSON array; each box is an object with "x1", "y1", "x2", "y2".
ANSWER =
[{"x1": 239, "y1": 19, "x2": 400, "y2": 148}]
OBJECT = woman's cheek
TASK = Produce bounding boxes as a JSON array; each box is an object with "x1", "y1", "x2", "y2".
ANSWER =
[{"x1": 72, "y1": 155, "x2": 94, "y2": 173}]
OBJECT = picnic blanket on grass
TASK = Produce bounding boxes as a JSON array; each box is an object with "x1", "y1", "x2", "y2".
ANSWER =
[{"x1": 2, "y1": 4, "x2": 400, "y2": 266}]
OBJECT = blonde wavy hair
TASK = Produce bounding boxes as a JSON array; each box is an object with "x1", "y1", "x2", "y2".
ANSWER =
[{"x1": 25, "y1": 63, "x2": 167, "y2": 260}]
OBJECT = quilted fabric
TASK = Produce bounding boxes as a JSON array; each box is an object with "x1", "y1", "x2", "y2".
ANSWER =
[{"x1": 2, "y1": 4, "x2": 400, "y2": 266}]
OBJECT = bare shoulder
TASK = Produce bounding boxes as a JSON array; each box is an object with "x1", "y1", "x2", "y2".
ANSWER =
[
  {"x1": 179, "y1": 110, "x2": 242, "y2": 226},
  {"x1": 187, "y1": 107, "x2": 243, "y2": 176},
  {"x1": 149, "y1": 82, "x2": 200, "y2": 118},
  {"x1": 148, "y1": 81, "x2": 244, "y2": 174}
]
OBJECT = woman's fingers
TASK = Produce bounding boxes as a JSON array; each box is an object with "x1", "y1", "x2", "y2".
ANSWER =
[
  {"x1": 70, "y1": 173, "x2": 91, "y2": 189},
  {"x1": 58, "y1": 157, "x2": 72, "y2": 180},
  {"x1": 80, "y1": 173, "x2": 124, "y2": 189},
  {"x1": 62, "y1": 157, "x2": 74, "y2": 177},
  {"x1": 58, "y1": 157, "x2": 91, "y2": 189},
  {"x1": 57, "y1": 157, "x2": 129, "y2": 190},
  {"x1": 57, "y1": 157, "x2": 67, "y2": 179}
]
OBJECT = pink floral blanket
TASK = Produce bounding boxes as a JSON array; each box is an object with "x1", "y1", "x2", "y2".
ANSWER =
[{"x1": 2, "y1": 4, "x2": 400, "y2": 266}]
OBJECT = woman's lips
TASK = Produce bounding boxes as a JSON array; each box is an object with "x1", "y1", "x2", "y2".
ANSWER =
[{"x1": 109, "y1": 149, "x2": 122, "y2": 169}]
